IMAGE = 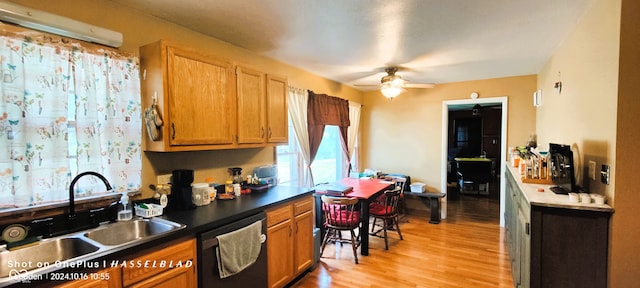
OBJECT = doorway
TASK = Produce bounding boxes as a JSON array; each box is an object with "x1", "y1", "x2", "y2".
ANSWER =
[{"x1": 440, "y1": 97, "x2": 508, "y2": 226}]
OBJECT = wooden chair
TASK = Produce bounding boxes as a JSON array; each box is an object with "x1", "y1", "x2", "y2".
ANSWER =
[
  {"x1": 392, "y1": 177, "x2": 408, "y2": 218},
  {"x1": 320, "y1": 196, "x2": 362, "y2": 264},
  {"x1": 369, "y1": 187, "x2": 403, "y2": 250}
]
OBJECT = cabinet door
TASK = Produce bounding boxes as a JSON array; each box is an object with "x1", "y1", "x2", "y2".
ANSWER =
[
  {"x1": 266, "y1": 75, "x2": 288, "y2": 143},
  {"x1": 236, "y1": 65, "x2": 266, "y2": 144},
  {"x1": 54, "y1": 267, "x2": 121, "y2": 288},
  {"x1": 127, "y1": 266, "x2": 194, "y2": 288},
  {"x1": 294, "y1": 210, "x2": 314, "y2": 274},
  {"x1": 122, "y1": 239, "x2": 196, "y2": 287},
  {"x1": 267, "y1": 219, "x2": 294, "y2": 288},
  {"x1": 167, "y1": 46, "x2": 236, "y2": 146},
  {"x1": 517, "y1": 207, "x2": 530, "y2": 288}
]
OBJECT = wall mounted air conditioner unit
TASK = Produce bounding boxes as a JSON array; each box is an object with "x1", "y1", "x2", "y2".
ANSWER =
[{"x1": 0, "y1": 1, "x2": 122, "y2": 48}]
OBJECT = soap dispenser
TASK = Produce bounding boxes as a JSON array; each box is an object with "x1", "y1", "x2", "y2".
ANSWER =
[{"x1": 117, "y1": 193, "x2": 133, "y2": 221}]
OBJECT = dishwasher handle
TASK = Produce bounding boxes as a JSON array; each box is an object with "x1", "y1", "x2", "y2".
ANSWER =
[{"x1": 202, "y1": 233, "x2": 267, "y2": 250}]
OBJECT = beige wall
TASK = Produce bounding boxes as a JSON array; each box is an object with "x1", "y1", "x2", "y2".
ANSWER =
[
  {"x1": 360, "y1": 75, "x2": 536, "y2": 191},
  {"x1": 9, "y1": 0, "x2": 363, "y2": 198},
  {"x1": 536, "y1": 0, "x2": 640, "y2": 285},
  {"x1": 536, "y1": 0, "x2": 620, "y2": 199}
]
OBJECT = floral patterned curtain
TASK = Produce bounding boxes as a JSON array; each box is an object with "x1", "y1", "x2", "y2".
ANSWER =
[{"x1": 0, "y1": 32, "x2": 141, "y2": 209}]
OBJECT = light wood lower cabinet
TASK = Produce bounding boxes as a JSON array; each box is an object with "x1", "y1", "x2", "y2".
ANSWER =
[
  {"x1": 53, "y1": 267, "x2": 121, "y2": 288},
  {"x1": 267, "y1": 196, "x2": 314, "y2": 288},
  {"x1": 122, "y1": 238, "x2": 196, "y2": 287},
  {"x1": 56, "y1": 238, "x2": 196, "y2": 288}
]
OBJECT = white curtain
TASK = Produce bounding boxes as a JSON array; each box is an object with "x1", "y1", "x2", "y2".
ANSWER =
[
  {"x1": 0, "y1": 32, "x2": 141, "y2": 209},
  {"x1": 287, "y1": 86, "x2": 313, "y2": 187},
  {"x1": 72, "y1": 49, "x2": 142, "y2": 194},
  {"x1": 345, "y1": 101, "x2": 362, "y2": 176}
]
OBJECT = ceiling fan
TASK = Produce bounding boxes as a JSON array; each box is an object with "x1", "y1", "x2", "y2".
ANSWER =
[{"x1": 354, "y1": 67, "x2": 435, "y2": 99}]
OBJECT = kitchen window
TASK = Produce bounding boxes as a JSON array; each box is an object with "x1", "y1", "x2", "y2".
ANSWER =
[
  {"x1": 276, "y1": 119, "x2": 303, "y2": 186},
  {"x1": 310, "y1": 125, "x2": 346, "y2": 184},
  {"x1": 277, "y1": 124, "x2": 355, "y2": 186},
  {"x1": 0, "y1": 27, "x2": 142, "y2": 209}
]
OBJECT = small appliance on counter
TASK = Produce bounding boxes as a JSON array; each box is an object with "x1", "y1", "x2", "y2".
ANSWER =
[
  {"x1": 228, "y1": 167, "x2": 243, "y2": 184},
  {"x1": 253, "y1": 164, "x2": 278, "y2": 187},
  {"x1": 170, "y1": 169, "x2": 195, "y2": 210}
]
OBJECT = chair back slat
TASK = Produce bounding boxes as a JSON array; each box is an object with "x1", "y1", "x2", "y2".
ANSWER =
[
  {"x1": 321, "y1": 196, "x2": 361, "y2": 229},
  {"x1": 392, "y1": 177, "x2": 407, "y2": 193},
  {"x1": 381, "y1": 187, "x2": 401, "y2": 216}
]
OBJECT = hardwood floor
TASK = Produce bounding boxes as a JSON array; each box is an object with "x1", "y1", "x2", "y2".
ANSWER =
[{"x1": 293, "y1": 186, "x2": 514, "y2": 288}]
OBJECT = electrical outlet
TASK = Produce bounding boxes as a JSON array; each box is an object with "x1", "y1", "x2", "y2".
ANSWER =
[
  {"x1": 157, "y1": 174, "x2": 172, "y2": 184},
  {"x1": 588, "y1": 161, "x2": 596, "y2": 180}
]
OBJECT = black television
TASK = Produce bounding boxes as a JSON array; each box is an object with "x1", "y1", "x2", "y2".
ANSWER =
[{"x1": 549, "y1": 143, "x2": 576, "y2": 194}]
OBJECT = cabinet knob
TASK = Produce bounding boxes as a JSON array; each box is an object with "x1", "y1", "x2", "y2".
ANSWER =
[
  {"x1": 269, "y1": 127, "x2": 272, "y2": 138},
  {"x1": 261, "y1": 127, "x2": 265, "y2": 138},
  {"x1": 171, "y1": 123, "x2": 176, "y2": 140}
]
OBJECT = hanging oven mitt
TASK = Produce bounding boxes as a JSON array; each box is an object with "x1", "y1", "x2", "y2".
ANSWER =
[{"x1": 144, "y1": 96, "x2": 163, "y2": 141}]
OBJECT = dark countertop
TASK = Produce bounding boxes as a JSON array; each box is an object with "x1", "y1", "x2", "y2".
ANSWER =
[
  {"x1": 6, "y1": 185, "x2": 313, "y2": 288},
  {"x1": 162, "y1": 185, "x2": 314, "y2": 234}
]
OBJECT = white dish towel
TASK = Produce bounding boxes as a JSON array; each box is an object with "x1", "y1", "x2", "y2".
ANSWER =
[{"x1": 215, "y1": 220, "x2": 262, "y2": 278}]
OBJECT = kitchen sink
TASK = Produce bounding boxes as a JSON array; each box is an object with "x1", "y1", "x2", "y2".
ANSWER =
[
  {"x1": 0, "y1": 238, "x2": 99, "y2": 278},
  {"x1": 0, "y1": 217, "x2": 185, "y2": 285},
  {"x1": 84, "y1": 218, "x2": 184, "y2": 246}
]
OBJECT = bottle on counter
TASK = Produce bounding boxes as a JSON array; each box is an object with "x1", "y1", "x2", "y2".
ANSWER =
[
  {"x1": 225, "y1": 180, "x2": 234, "y2": 195},
  {"x1": 233, "y1": 183, "x2": 241, "y2": 197},
  {"x1": 117, "y1": 193, "x2": 133, "y2": 221},
  {"x1": 205, "y1": 177, "x2": 217, "y2": 201},
  {"x1": 191, "y1": 183, "x2": 210, "y2": 206}
]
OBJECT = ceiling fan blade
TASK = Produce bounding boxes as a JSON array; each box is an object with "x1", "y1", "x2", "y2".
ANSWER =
[
  {"x1": 353, "y1": 84, "x2": 381, "y2": 87},
  {"x1": 404, "y1": 83, "x2": 436, "y2": 89}
]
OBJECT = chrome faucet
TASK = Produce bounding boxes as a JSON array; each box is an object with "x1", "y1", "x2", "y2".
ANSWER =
[{"x1": 69, "y1": 172, "x2": 113, "y2": 220}]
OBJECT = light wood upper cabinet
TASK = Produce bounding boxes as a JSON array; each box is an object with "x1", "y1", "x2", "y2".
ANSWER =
[
  {"x1": 266, "y1": 75, "x2": 288, "y2": 144},
  {"x1": 141, "y1": 40, "x2": 288, "y2": 151},
  {"x1": 140, "y1": 41, "x2": 237, "y2": 151},
  {"x1": 236, "y1": 65, "x2": 266, "y2": 144}
]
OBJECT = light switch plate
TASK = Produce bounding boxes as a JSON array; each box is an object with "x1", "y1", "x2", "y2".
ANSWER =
[
  {"x1": 588, "y1": 161, "x2": 596, "y2": 180},
  {"x1": 600, "y1": 164, "x2": 610, "y2": 185}
]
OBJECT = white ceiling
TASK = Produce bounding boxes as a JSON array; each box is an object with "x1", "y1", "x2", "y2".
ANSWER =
[{"x1": 110, "y1": 0, "x2": 594, "y2": 90}]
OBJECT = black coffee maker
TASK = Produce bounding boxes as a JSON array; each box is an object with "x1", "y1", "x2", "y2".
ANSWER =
[{"x1": 170, "y1": 169, "x2": 195, "y2": 210}]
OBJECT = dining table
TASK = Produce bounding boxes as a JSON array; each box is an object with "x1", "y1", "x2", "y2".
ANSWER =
[{"x1": 314, "y1": 177, "x2": 394, "y2": 256}]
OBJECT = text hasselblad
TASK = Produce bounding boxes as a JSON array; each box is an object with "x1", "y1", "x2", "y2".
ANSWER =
[{"x1": 7, "y1": 259, "x2": 193, "y2": 269}]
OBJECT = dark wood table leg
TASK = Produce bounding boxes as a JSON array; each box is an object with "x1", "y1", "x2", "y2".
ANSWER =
[
  {"x1": 360, "y1": 199, "x2": 370, "y2": 255},
  {"x1": 429, "y1": 197, "x2": 441, "y2": 224}
]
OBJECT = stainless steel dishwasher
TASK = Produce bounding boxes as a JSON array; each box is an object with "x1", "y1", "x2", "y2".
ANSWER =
[{"x1": 198, "y1": 212, "x2": 267, "y2": 287}]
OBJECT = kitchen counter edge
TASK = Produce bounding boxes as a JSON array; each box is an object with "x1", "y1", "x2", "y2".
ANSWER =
[{"x1": 505, "y1": 163, "x2": 613, "y2": 213}]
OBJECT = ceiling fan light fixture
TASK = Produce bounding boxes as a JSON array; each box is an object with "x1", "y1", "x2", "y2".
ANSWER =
[{"x1": 380, "y1": 82, "x2": 405, "y2": 99}]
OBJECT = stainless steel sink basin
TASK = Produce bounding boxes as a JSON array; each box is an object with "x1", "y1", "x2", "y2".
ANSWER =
[
  {"x1": 0, "y1": 217, "x2": 185, "y2": 286},
  {"x1": 84, "y1": 218, "x2": 184, "y2": 246},
  {"x1": 0, "y1": 238, "x2": 99, "y2": 278}
]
